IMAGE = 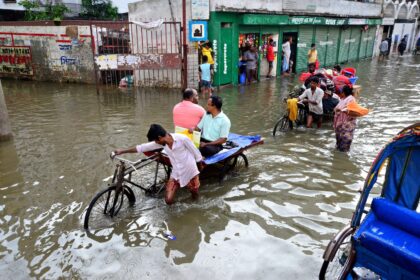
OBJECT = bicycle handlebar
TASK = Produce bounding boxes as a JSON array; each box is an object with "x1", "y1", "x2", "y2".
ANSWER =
[{"x1": 110, "y1": 152, "x2": 138, "y2": 165}]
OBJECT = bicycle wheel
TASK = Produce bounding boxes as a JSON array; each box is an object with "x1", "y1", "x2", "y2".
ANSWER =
[
  {"x1": 319, "y1": 231, "x2": 353, "y2": 280},
  {"x1": 273, "y1": 116, "x2": 291, "y2": 136},
  {"x1": 84, "y1": 185, "x2": 135, "y2": 230},
  {"x1": 296, "y1": 107, "x2": 307, "y2": 127}
]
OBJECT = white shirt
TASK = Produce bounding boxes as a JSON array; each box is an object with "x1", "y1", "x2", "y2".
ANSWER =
[
  {"x1": 282, "y1": 41, "x2": 291, "y2": 58},
  {"x1": 380, "y1": 40, "x2": 388, "y2": 52},
  {"x1": 136, "y1": 133, "x2": 202, "y2": 187},
  {"x1": 299, "y1": 87, "x2": 324, "y2": 115}
]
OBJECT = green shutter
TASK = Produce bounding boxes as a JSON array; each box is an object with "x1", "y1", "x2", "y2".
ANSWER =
[
  {"x1": 296, "y1": 26, "x2": 314, "y2": 72},
  {"x1": 315, "y1": 26, "x2": 329, "y2": 67},
  {"x1": 348, "y1": 27, "x2": 361, "y2": 61},
  {"x1": 338, "y1": 27, "x2": 351, "y2": 63},
  {"x1": 325, "y1": 26, "x2": 339, "y2": 67},
  {"x1": 365, "y1": 27, "x2": 375, "y2": 57},
  {"x1": 359, "y1": 29, "x2": 369, "y2": 59}
]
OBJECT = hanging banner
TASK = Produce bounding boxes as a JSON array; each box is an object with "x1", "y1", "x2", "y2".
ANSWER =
[
  {"x1": 191, "y1": 0, "x2": 209, "y2": 20},
  {"x1": 0, "y1": 46, "x2": 33, "y2": 76}
]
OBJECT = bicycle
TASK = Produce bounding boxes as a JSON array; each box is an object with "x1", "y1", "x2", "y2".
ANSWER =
[
  {"x1": 272, "y1": 100, "x2": 307, "y2": 136},
  {"x1": 84, "y1": 152, "x2": 171, "y2": 231}
]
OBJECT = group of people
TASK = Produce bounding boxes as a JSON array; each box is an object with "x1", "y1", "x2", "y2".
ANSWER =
[
  {"x1": 114, "y1": 89, "x2": 231, "y2": 205},
  {"x1": 379, "y1": 34, "x2": 420, "y2": 59},
  {"x1": 297, "y1": 63, "x2": 360, "y2": 152}
]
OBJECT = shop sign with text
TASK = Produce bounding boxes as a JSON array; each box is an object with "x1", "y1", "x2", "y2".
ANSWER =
[{"x1": 0, "y1": 46, "x2": 33, "y2": 76}]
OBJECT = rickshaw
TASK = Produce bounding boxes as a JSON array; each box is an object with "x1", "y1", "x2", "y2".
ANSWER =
[
  {"x1": 84, "y1": 133, "x2": 263, "y2": 231},
  {"x1": 319, "y1": 123, "x2": 420, "y2": 280}
]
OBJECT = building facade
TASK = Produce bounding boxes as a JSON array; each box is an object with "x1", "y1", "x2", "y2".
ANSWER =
[
  {"x1": 128, "y1": 0, "x2": 387, "y2": 87},
  {"x1": 208, "y1": 0, "x2": 384, "y2": 86},
  {"x1": 382, "y1": 0, "x2": 419, "y2": 54}
]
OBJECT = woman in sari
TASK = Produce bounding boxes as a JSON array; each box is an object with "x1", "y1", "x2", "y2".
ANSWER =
[{"x1": 334, "y1": 85, "x2": 356, "y2": 152}]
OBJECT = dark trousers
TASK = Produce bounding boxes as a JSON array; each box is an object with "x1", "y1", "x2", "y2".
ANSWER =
[{"x1": 199, "y1": 138, "x2": 223, "y2": 157}]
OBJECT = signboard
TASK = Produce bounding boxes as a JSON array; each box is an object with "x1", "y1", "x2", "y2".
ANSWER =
[
  {"x1": 289, "y1": 16, "x2": 347, "y2": 26},
  {"x1": 0, "y1": 46, "x2": 33, "y2": 76},
  {"x1": 191, "y1": 0, "x2": 209, "y2": 20},
  {"x1": 189, "y1": 21, "x2": 208, "y2": 42},
  {"x1": 348, "y1": 18, "x2": 367, "y2": 25},
  {"x1": 241, "y1": 14, "x2": 288, "y2": 25},
  {"x1": 382, "y1": 18, "x2": 395, "y2": 25}
]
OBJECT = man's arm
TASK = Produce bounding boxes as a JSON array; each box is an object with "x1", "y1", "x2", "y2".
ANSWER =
[
  {"x1": 183, "y1": 137, "x2": 203, "y2": 163},
  {"x1": 298, "y1": 90, "x2": 307, "y2": 101},
  {"x1": 200, "y1": 137, "x2": 227, "y2": 148},
  {"x1": 115, "y1": 142, "x2": 162, "y2": 155},
  {"x1": 114, "y1": 147, "x2": 137, "y2": 155}
]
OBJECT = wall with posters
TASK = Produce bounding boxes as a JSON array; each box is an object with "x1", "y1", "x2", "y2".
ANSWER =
[{"x1": 0, "y1": 24, "x2": 94, "y2": 83}]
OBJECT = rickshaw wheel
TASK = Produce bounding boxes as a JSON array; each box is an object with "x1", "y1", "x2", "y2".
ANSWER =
[
  {"x1": 273, "y1": 116, "x2": 292, "y2": 136},
  {"x1": 84, "y1": 185, "x2": 135, "y2": 230},
  {"x1": 319, "y1": 229, "x2": 353, "y2": 280},
  {"x1": 219, "y1": 154, "x2": 249, "y2": 182}
]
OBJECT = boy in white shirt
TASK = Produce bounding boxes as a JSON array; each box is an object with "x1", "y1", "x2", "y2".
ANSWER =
[{"x1": 299, "y1": 76, "x2": 324, "y2": 129}]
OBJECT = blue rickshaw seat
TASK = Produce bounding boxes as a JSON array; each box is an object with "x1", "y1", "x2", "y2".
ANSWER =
[{"x1": 353, "y1": 197, "x2": 420, "y2": 276}]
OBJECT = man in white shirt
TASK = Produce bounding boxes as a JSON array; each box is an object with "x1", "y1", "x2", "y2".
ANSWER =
[
  {"x1": 282, "y1": 37, "x2": 292, "y2": 74},
  {"x1": 114, "y1": 124, "x2": 204, "y2": 205},
  {"x1": 378, "y1": 39, "x2": 389, "y2": 61},
  {"x1": 299, "y1": 76, "x2": 324, "y2": 129}
]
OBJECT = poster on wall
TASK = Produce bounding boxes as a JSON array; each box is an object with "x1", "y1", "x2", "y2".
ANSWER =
[
  {"x1": 0, "y1": 46, "x2": 33, "y2": 76},
  {"x1": 189, "y1": 21, "x2": 208, "y2": 42},
  {"x1": 191, "y1": 0, "x2": 209, "y2": 20}
]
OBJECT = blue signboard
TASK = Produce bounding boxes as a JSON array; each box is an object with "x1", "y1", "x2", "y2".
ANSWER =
[{"x1": 189, "y1": 21, "x2": 208, "y2": 42}]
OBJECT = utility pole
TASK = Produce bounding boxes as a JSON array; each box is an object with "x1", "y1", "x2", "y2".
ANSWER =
[
  {"x1": 0, "y1": 80, "x2": 12, "y2": 141},
  {"x1": 182, "y1": 0, "x2": 188, "y2": 90}
]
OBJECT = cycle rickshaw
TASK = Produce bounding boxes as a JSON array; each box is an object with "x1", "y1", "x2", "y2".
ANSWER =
[
  {"x1": 319, "y1": 123, "x2": 420, "y2": 280},
  {"x1": 84, "y1": 133, "x2": 263, "y2": 231}
]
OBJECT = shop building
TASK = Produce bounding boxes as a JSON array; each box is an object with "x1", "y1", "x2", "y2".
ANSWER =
[
  {"x1": 382, "y1": 0, "x2": 419, "y2": 54},
  {"x1": 209, "y1": 14, "x2": 381, "y2": 86},
  {"x1": 128, "y1": 0, "x2": 384, "y2": 88}
]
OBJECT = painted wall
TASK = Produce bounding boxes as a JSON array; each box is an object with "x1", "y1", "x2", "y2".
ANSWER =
[{"x1": 0, "y1": 25, "x2": 95, "y2": 83}]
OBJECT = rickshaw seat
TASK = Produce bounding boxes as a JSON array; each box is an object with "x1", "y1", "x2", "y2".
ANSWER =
[{"x1": 354, "y1": 198, "x2": 420, "y2": 275}]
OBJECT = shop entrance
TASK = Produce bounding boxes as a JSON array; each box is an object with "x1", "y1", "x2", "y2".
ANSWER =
[
  {"x1": 282, "y1": 32, "x2": 298, "y2": 73},
  {"x1": 260, "y1": 34, "x2": 279, "y2": 78},
  {"x1": 238, "y1": 33, "x2": 260, "y2": 84}
]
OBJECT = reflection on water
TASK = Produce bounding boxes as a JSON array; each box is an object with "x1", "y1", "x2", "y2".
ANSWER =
[{"x1": 1, "y1": 56, "x2": 419, "y2": 279}]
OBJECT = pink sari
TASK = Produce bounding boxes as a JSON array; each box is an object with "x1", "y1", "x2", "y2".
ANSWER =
[{"x1": 334, "y1": 96, "x2": 357, "y2": 152}]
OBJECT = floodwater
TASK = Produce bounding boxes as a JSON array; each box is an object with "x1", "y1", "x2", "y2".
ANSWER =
[{"x1": 1, "y1": 56, "x2": 419, "y2": 279}]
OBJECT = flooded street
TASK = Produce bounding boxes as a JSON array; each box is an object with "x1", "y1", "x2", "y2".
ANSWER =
[{"x1": 1, "y1": 56, "x2": 419, "y2": 279}]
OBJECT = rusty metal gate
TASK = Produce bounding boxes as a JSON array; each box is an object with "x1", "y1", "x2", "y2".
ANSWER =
[{"x1": 90, "y1": 20, "x2": 184, "y2": 90}]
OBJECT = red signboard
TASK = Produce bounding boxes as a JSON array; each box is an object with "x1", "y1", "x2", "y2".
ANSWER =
[{"x1": 0, "y1": 46, "x2": 33, "y2": 76}]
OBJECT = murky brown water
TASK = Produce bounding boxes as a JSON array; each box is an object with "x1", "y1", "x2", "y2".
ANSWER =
[{"x1": 1, "y1": 56, "x2": 419, "y2": 279}]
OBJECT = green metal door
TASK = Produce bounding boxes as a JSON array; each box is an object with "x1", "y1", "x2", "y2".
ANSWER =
[
  {"x1": 315, "y1": 26, "x2": 329, "y2": 67},
  {"x1": 325, "y1": 26, "x2": 339, "y2": 67},
  {"x1": 338, "y1": 27, "x2": 351, "y2": 63},
  {"x1": 219, "y1": 27, "x2": 233, "y2": 85},
  {"x1": 359, "y1": 30, "x2": 368, "y2": 59},
  {"x1": 348, "y1": 27, "x2": 361, "y2": 62},
  {"x1": 296, "y1": 26, "x2": 314, "y2": 72},
  {"x1": 365, "y1": 27, "x2": 376, "y2": 57}
]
